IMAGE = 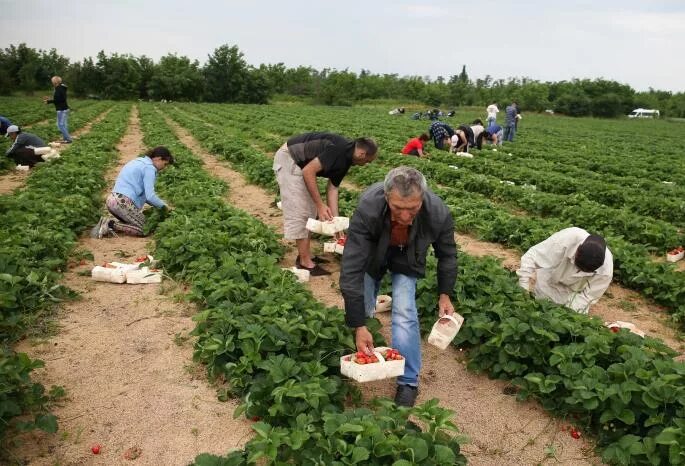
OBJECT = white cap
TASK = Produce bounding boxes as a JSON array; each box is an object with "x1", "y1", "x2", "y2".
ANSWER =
[{"x1": 5, "y1": 125, "x2": 19, "y2": 137}]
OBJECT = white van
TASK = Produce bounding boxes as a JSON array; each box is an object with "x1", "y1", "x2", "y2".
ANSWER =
[{"x1": 628, "y1": 108, "x2": 660, "y2": 118}]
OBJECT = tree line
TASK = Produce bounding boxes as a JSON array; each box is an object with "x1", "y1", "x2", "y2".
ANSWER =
[{"x1": 2, "y1": 43, "x2": 684, "y2": 118}]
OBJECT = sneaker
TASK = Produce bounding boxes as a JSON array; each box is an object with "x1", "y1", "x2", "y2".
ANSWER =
[
  {"x1": 90, "y1": 216, "x2": 112, "y2": 239},
  {"x1": 394, "y1": 384, "x2": 418, "y2": 407},
  {"x1": 89, "y1": 217, "x2": 106, "y2": 238}
]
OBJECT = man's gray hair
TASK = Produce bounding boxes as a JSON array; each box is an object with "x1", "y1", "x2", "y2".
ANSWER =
[{"x1": 383, "y1": 166, "x2": 427, "y2": 197}]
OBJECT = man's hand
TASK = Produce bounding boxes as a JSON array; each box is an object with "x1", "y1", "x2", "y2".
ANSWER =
[
  {"x1": 317, "y1": 203, "x2": 333, "y2": 222},
  {"x1": 355, "y1": 326, "x2": 375, "y2": 355},
  {"x1": 438, "y1": 293, "x2": 455, "y2": 318}
]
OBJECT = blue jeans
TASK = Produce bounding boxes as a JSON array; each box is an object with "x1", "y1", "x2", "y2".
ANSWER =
[
  {"x1": 56, "y1": 110, "x2": 72, "y2": 142},
  {"x1": 503, "y1": 123, "x2": 516, "y2": 142},
  {"x1": 486, "y1": 116, "x2": 496, "y2": 128},
  {"x1": 364, "y1": 273, "x2": 420, "y2": 386}
]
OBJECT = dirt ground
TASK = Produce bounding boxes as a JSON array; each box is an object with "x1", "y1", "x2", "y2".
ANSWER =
[
  {"x1": 9, "y1": 110, "x2": 682, "y2": 465},
  {"x1": 0, "y1": 109, "x2": 111, "y2": 195}
]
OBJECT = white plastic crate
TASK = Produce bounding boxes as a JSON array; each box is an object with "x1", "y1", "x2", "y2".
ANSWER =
[
  {"x1": 666, "y1": 249, "x2": 684, "y2": 262},
  {"x1": 91, "y1": 265, "x2": 127, "y2": 283},
  {"x1": 125, "y1": 267, "x2": 162, "y2": 284},
  {"x1": 340, "y1": 346, "x2": 405, "y2": 383},
  {"x1": 282, "y1": 266, "x2": 310, "y2": 282},
  {"x1": 375, "y1": 295, "x2": 392, "y2": 313},
  {"x1": 427, "y1": 313, "x2": 464, "y2": 350},
  {"x1": 306, "y1": 217, "x2": 350, "y2": 236}
]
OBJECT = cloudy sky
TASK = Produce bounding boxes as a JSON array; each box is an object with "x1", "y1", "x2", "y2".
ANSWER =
[{"x1": 2, "y1": 0, "x2": 684, "y2": 92}]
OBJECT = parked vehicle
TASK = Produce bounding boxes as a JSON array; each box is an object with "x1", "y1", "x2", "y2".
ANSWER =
[{"x1": 628, "y1": 108, "x2": 660, "y2": 118}]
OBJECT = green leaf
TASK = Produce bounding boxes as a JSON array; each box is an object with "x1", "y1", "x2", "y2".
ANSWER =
[
  {"x1": 434, "y1": 444, "x2": 457, "y2": 463},
  {"x1": 35, "y1": 414, "x2": 58, "y2": 433},
  {"x1": 350, "y1": 446, "x2": 370, "y2": 464}
]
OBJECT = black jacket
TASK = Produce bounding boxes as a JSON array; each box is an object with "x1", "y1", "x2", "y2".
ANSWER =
[
  {"x1": 47, "y1": 84, "x2": 69, "y2": 111},
  {"x1": 340, "y1": 183, "x2": 457, "y2": 327}
]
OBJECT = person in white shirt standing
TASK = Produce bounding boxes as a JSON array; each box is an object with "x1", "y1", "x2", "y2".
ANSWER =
[
  {"x1": 486, "y1": 102, "x2": 499, "y2": 128},
  {"x1": 516, "y1": 227, "x2": 613, "y2": 314}
]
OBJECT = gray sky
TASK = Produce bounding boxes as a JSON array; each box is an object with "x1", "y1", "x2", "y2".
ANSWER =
[{"x1": 2, "y1": 0, "x2": 684, "y2": 92}]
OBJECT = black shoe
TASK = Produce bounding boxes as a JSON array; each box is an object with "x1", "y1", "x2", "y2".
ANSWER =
[
  {"x1": 296, "y1": 255, "x2": 329, "y2": 266},
  {"x1": 296, "y1": 263, "x2": 331, "y2": 277},
  {"x1": 394, "y1": 384, "x2": 418, "y2": 407}
]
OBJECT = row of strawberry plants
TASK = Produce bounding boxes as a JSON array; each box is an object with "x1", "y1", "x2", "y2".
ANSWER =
[
  {"x1": 173, "y1": 104, "x2": 685, "y2": 325},
  {"x1": 420, "y1": 253, "x2": 685, "y2": 465},
  {"x1": 166, "y1": 105, "x2": 685, "y2": 465},
  {"x1": 185, "y1": 102, "x2": 685, "y2": 190},
  {"x1": 139, "y1": 104, "x2": 467, "y2": 465},
  {"x1": 0, "y1": 104, "x2": 130, "y2": 442}
]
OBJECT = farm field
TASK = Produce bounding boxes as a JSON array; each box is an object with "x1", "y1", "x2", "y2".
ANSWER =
[{"x1": 1, "y1": 99, "x2": 685, "y2": 465}]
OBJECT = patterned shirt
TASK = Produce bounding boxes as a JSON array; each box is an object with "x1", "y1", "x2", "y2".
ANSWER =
[{"x1": 428, "y1": 121, "x2": 454, "y2": 145}]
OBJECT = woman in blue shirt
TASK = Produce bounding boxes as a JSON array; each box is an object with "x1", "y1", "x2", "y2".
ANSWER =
[{"x1": 91, "y1": 146, "x2": 174, "y2": 238}]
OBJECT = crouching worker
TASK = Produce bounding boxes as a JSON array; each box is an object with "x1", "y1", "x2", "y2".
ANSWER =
[
  {"x1": 340, "y1": 166, "x2": 458, "y2": 407},
  {"x1": 516, "y1": 227, "x2": 613, "y2": 314},
  {"x1": 91, "y1": 146, "x2": 174, "y2": 239},
  {"x1": 5, "y1": 125, "x2": 45, "y2": 167}
]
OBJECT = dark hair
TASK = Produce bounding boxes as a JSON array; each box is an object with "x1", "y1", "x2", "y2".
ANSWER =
[
  {"x1": 418, "y1": 133, "x2": 430, "y2": 141},
  {"x1": 472, "y1": 119, "x2": 484, "y2": 126},
  {"x1": 355, "y1": 137, "x2": 378, "y2": 157},
  {"x1": 145, "y1": 146, "x2": 174, "y2": 164},
  {"x1": 575, "y1": 234, "x2": 607, "y2": 272}
]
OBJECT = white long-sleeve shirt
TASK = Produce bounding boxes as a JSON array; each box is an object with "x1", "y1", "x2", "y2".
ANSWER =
[
  {"x1": 516, "y1": 227, "x2": 613, "y2": 314},
  {"x1": 486, "y1": 104, "x2": 499, "y2": 119}
]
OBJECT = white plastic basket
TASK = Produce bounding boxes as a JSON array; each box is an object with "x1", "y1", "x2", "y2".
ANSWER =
[
  {"x1": 125, "y1": 267, "x2": 162, "y2": 284},
  {"x1": 375, "y1": 295, "x2": 392, "y2": 313},
  {"x1": 340, "y1": 346, "x2": 405, "y2": 383},
  {"x1": 427, "y1": 313, "x2": 464, "y2": 350},
  {"x1": 666, "y1": 250, "x2": 684, "y2": 262},
  {"x1": 282, "y1": 267, "x2": 310, "y2": 283},
  {"x1": 91, "y1": 266, "x2": 127, "y2": 283},
  {"x1": 33, "y1": 147, "x2": 52, "y2": 155}
]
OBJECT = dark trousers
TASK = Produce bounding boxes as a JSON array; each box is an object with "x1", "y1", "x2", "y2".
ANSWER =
[{"x1": 8, "y1": 148, "x2": 43, "y2": 167}]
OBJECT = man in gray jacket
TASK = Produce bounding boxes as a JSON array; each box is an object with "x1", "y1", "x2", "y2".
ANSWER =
[
  {"x1": 340, "y1": 166, "x2": 458, "y2": 407},
  {"x1": 5, "y1": 125, "x2": 45, "y2": 167}
]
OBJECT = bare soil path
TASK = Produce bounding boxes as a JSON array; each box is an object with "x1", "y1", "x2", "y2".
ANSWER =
[
  {"x1": 9, "y1": 107, "x2": 252, "y2": 466},
  {"x1": 0, "y1": 109, "x2": 113, "y2": 195},
  {"x1": 165, "y1": 116, "x2": 601, "y2": 466}
]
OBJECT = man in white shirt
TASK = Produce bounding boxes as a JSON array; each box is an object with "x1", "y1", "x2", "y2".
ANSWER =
[
  {"x1": 516, "y1": 227, "x2": 613, "y2": 314},
  {"x1": 486, "y1": 102, "x2": 499, "y2": 128}
]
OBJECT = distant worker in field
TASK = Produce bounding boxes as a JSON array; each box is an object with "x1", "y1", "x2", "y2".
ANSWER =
[
  {"x1": 401, "y1": 133, "x2": 430, "y2": 157},
  {"x1": 516, "y1": 227, "x2": 613, "y2": 314},
  {"x1": 486, "y1": 123, "x2": 503, "y2": 146},
  {"x1": 486, "y1": 102, "x2": 499, "y2": 127},
  {"x1": 411, "y1": 112, "x2": 422, "y2": 120},
  {"x1": 0, "y1": 115, "x2": 12, "y2": 136},
  {"x1": 273, "y1": 132, "x2": 378, "y2": 276},
  {"x1": 389, "y1": 107, "x2": 406, "y2": 116},
  {"x1": 503, "y1": 102, "x2": 519, "y2": 142},
  {"x1": 451, "y1": 120, "x2": 489, "y2": 153},
  {"x1": 5, "y1": 125, "x2": 46, "y2": 167},
  {"x1": 428, "y1": 121, "x2": 454, "y2": 150},
  {"x1": 91, "y1": 146, "x2": 174, "y2": 239},
  {"x1": 43, "y1": 76, "x2": 72, "y2": 144},
  {"x1": 340, "y1": 166, "x2": 458, "y2": 407},
  {"x1": 447, "y1": 110, "x2": 456, "y2": 117}
]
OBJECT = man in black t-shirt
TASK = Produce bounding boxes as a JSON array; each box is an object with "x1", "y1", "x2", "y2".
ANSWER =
[{"x1": 273, "y1": 132, "x2": 378, "y2": 275}]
